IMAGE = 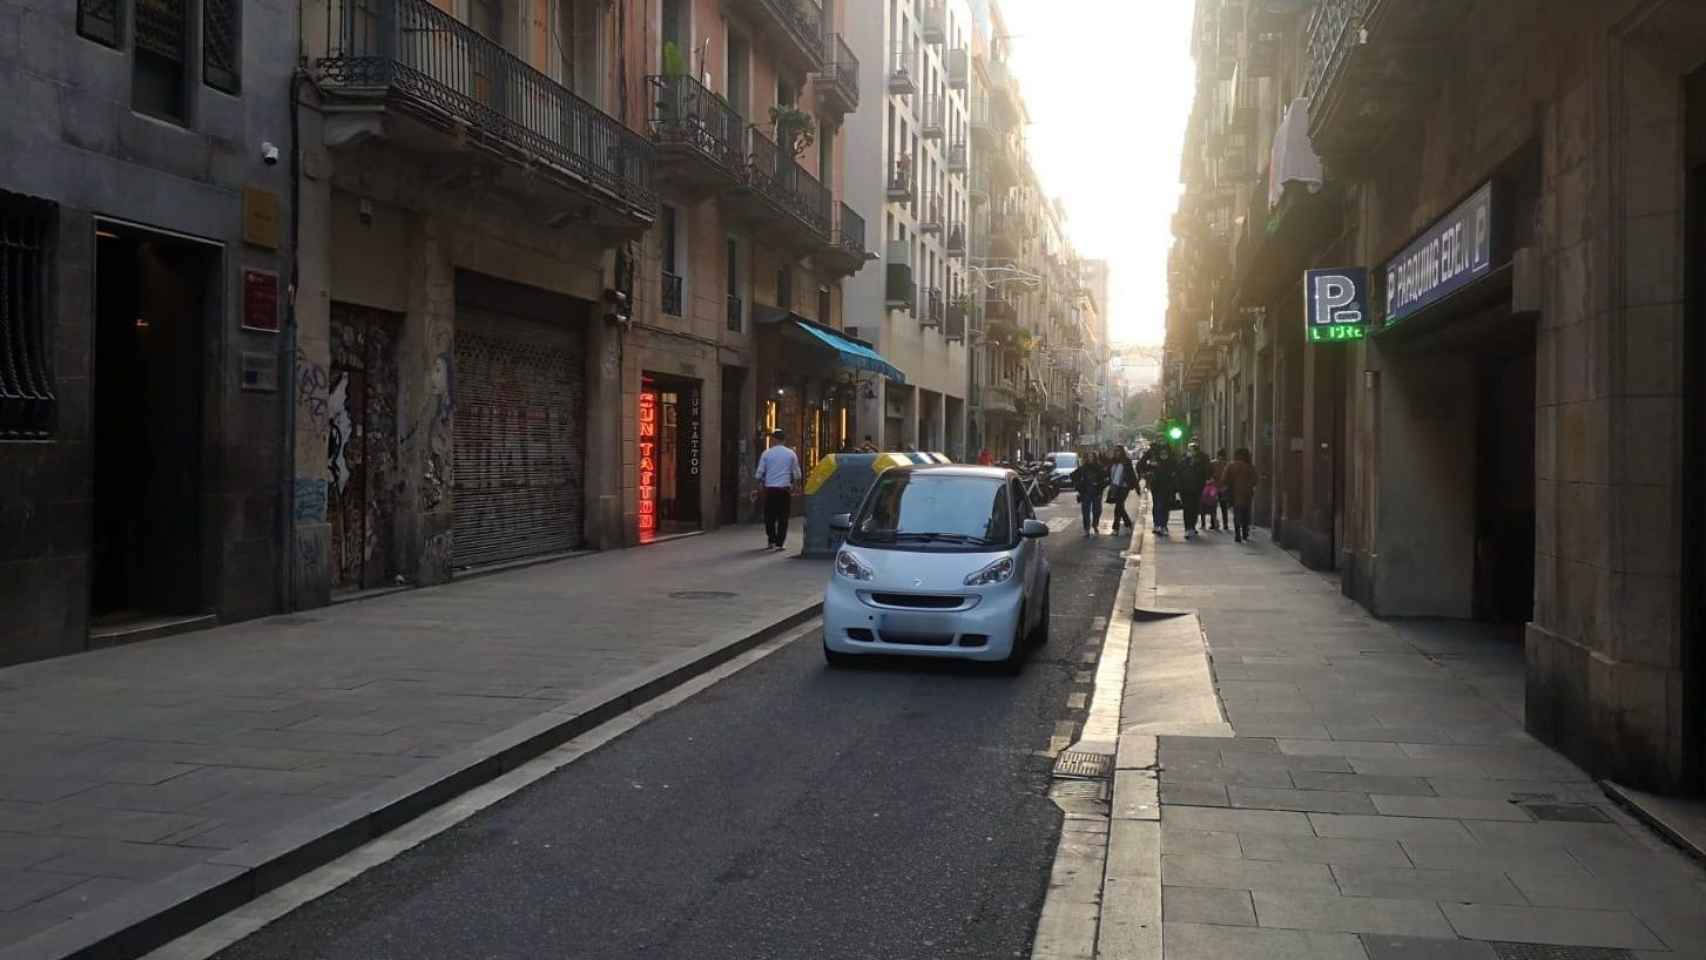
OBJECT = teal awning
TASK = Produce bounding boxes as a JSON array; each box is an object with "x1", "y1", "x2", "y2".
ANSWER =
[{"x1": 787, "y1": 318, "x2": 907, "y2": 384}]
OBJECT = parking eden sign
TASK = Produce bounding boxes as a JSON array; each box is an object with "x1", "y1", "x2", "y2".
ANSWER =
[
  {"x1": 1304, "y1": 268, "x2": 1368, "y2": 343},
  {"x1": 1384, "y1": 181, "x2": 1494, "y2": 326}
]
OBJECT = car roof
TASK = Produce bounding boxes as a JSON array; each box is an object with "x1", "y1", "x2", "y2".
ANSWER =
[{"x1": 889, "y1": 464, "x2": 1012, "y2": 480}]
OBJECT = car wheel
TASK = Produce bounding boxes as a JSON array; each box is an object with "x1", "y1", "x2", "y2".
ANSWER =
[
  {"x1": 1032, "y1": 583, "x2": 1051, "y2": 646},
  {"x1": 824, "y1": 642, "x2": 856, "y2": 669},
  {"x1": 997, "y1": 605, "x2": 1027, "y2": 675}
]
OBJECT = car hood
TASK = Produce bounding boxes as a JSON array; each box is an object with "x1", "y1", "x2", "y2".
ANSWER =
[{"x1": 846, "y1": 545, "x2": 1016, "y2": 591}]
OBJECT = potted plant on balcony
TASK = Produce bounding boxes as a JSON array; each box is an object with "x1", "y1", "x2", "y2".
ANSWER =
[{"x1": 769, "y1": 105, "x2": 817, "y2": 158}]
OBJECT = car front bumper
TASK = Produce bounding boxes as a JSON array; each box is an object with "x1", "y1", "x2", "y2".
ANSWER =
[{"x1": 822, "y1": 576, "x2": 1023, "y2": 662}]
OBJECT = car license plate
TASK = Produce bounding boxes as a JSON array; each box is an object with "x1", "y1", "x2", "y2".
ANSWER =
[{"x1": 880, "y1": 612, "x2": 956, "y2": 634}]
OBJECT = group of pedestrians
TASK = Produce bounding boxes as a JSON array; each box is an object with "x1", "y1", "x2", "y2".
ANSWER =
[
  {"x1": 1136, "y1": 440, "x2": 1257, "y2": 542},
  {"x1": 1064, "y1": 446, "x2": 1142, "y2": 537}
]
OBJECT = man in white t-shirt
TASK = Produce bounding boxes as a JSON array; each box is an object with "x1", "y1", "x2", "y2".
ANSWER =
[{"x1": 754, "y1": 428, "x2": 802, "y2": 550}]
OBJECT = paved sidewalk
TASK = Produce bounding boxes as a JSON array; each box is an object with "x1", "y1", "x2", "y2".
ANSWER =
[
  {"x1": 1141, "y1": 526, "x2": 1706, "y2": 959},
  {"x1": 0, "y1": 526, "x2": 825, "y2": 954}
]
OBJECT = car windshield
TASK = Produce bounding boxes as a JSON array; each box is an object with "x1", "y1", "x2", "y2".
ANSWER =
[
  {"x1": 851, "y1": 473, "x2": 1010, "y2": 548},
  {"x1": 1050, "y1": 453, "x2": 1078, "y2": 470}
]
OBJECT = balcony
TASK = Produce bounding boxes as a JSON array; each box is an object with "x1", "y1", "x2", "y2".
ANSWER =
[
  {"x1": 968, "y1": 166, "x2": 990, "y2": 204},
  {"x1": 726, "y1": 125, "x2": 831, "y2": 245},
  {"x1": 727, "y1": 0, "x2": 825, "y2": 76},
  {"x1": 969, "y1": 95, "x2": 998, "y2": 147},
  {"x1": 885, "y1": 240, "x2": 914, "y2": 310},
  {"x1": 920, "y1": 97, "x2": 944, "y2": 139},
  {"x1": 991, "y1": 136, "x2": 1022, "y2": 191},
  {"x1": 922, "y1": 2, "x2": 946, "y2": 44},
  {"x1": 945, "y1": 221, "x2": 965, "y2": 256},
  {"x1": 821, "y1": 201, "x2": 870, "y2": 277},
  {"x1": 888, "y1": 43, "x2": 918, "y2": 95},
  {"x1": 920, "y1": 193, "x2": 944, "y2": 235},
  {"x1": 816, "y1": 33, "x2": 859, "y2": 117},
  {"x1": 991, "y1": 207, "x2": 1021, "y2": 258},
  {"x1": 661, "y1": 269, "x2": 684, "y2": 317},
  {"x1": 947, "y1": 139, "x2": 967, "y2": 173},
  {"x1": 921, "y1": 287, "x2": 945, "y2": 328},
  {"x1": 945, "y1": 298, "x2": 967, "y2": 342},
  {"x1": 314, "y1": 0, "x2": 656, "y2": 229},
  {"x1": 647, "y1": 73, "x2": 746, "y2": 196},
  {"x1": 1303, "y1": 0, "x2": 1467, "y2": 169},
  {"x1": 985, "y1": 290, "x2": 1017, "y2": 323},
  {"x1": 887, "y1": 157, "x2": 915, "y2": 203},
  {"x1": 947, "y1": 48, "x2": 968, "y2": 89}
]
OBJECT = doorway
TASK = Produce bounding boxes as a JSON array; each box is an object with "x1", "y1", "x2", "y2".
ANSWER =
[
  {"x1": 1472, "y1": 334, "x2": 1536, "y2": 624},
  {"x1": 640, "y1": 372, "x2": 704, "y2": 541},
  {"x1": 90, "y1": 224, "x2": 213, "y2": 625},
  {"x1": 327, "y1": 303, "x2": 402, "y2": 592}
]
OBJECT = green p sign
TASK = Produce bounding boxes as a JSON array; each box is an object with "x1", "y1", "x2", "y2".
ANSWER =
[{"x1": 1305, "y1": 268, "x2": 1369, "y2": 344}]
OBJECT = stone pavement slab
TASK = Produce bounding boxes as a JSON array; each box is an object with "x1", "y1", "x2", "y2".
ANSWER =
[
  {"x1": 0, "y1": 527, "x2": 826, "y2": 955},
  {"x1": 1133, "y1": 525, "x2": 1706, "y2": 959}
]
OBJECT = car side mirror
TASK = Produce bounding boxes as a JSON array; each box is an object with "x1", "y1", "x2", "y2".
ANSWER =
[
  {"x1": 1020, "y1": 519, "x2": 1049, "y2": 539},
  {"x1": 830, "y1": 513, "x2": 853, "y2": 532}
]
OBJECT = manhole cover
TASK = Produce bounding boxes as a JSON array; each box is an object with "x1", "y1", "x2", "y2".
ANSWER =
[
  {"x1": 1490, "y1": 943, "x2": 1633, "y2": 960},
  {"x1": 1510, "y1": 792, "x2": 1559, "y2": 802},
  {"x1": 1523, "y1": 802, "x2": 1611, "y2": 823},
  {"x1": 1053, "y1": 751, "x2": 1114, "y2": 780},
  {"x1": 667, "y1": 591, "x2": 739, "y2": 600},
  {"x1": 269, "y1": 616, "x2": 322, "y2": 626}
]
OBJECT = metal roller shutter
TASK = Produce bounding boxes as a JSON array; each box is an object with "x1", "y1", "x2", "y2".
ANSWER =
[{"x1": 452, "y1": 309, "x2": 586, "y2": 567}]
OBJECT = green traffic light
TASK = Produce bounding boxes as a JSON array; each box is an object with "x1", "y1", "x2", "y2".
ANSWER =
[{"x1": 1167, "y1": 426, "x2": 1184, "y2": 441}]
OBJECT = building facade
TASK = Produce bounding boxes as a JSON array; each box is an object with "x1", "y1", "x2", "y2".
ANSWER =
[
  {"x1": 1168, "y1": 0, "x2": 1706, "y2": 794},
  {"x1": 1, "y1": 0, "x2": 296, "y2": 663},
  {"x1": 846, "y1": 0, "x2": 972, "y2": 458}
]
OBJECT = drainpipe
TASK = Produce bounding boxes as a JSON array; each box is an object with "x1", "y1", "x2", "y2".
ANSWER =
[{"x1": 280, "y1": 70, "x2": 306, "y2": 612}]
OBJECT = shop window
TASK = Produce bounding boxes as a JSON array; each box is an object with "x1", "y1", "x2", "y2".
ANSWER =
[
  {"x1": 0, "y1": 192, "x2": 57, "y2": 440},
  {"x1": 133, "y1": 0, "x2": 189, "y2": 123},
  {"x1": 203, "y1": 0, "x2": 240, "y2": 93},
  {"x1": 77, "y1": 0, "x2": 123, "y2": 47}
]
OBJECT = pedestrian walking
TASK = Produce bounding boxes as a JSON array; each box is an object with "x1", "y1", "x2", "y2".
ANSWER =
[
  {"x1": 1208, "y1": 449, "x2": 1231, "y2": 531},
  {"x1": 1179, "y1": 441, "x2": 1212, "y2": 540},
  {"x1": 1070, "y1": 450, "x2": 1109, "y2": 536},
  {"x1": 1221, "y1": 447, "x2": 1258, "y2": 543},
  {"x1": 1137, "y1": 441, "x2": 1177, "y2": 536},
  {"x1": 977, "y1": 448, "x2": 994, "y2": 466},
  {"x1": 1106, "y1": 445, "x2": 1137, "y2": 535},
  {"x1": 754, "y1": 428, "x2": 802, "y2": 551}
]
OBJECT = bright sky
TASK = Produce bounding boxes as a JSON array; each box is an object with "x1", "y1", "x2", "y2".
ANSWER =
[{"x1": 998, "y1": 0, "x2": 1195, "y2": 347}]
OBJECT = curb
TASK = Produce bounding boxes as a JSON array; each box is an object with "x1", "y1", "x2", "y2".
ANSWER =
[{"x1": 1, "y1": 603, "x2": 824, "y2": 960}]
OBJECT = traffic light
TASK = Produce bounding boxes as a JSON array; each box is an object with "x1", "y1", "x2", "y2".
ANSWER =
[{"x1": 1167, "y1": 424, "x2": 1184, "y2": 442}]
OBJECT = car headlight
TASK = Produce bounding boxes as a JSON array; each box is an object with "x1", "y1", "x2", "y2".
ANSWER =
[
  {"x1": 835, "y1": 549, "x2": 875, "y2": 581},
  {"x1": 964, "y1": 556, "x2": 1015, "y2": 586}
]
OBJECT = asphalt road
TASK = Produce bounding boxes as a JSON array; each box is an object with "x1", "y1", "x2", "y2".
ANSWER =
[{"x1": 214, "y1": 501, "x2": 1132, "y2": 960}]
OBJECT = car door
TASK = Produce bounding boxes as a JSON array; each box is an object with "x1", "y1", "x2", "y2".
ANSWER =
[{"x1": 1008, "y1": 477, "x2": 1039, "y2": 626}]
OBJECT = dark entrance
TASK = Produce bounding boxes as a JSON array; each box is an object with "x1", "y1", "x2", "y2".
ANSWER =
[
  {"x1": 1472, "y1": 335, "x2": 1536, "y2": 624},
  {"x1": 90, "y1": 224, "x2": 212, "y2": 623},
  {"x1": 327, "y1": 303, "x2": 402, "y2": 592},
  {"x1": 1681, "y1": 65, "x2": 1706, "y2": 791},
  {"x1": 720, "y1": 366, "x2": 744, "y2": 525},
  {"x1": 640, "y1": 372, "x2": 703, "y2": 541}
]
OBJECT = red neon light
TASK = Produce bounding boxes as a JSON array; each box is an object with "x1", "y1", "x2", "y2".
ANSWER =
[{"x1": 638, "y1": 391, "x2": 658, "y2": 539}]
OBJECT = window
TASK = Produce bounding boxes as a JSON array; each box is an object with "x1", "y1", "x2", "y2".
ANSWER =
[
  {"x1": 77, "y1": 0, "x2": 122, "y2": 47},
  {"x1": 818, "y1": 288, "x2": 832, "y2": 327},
  {"x1": 850, "y1": 473, "x2": 1011, "y2": 549},
  {"x1": 725, "y1": 238, "x2": 742, "y2": 332},
  {"x1": 0, "y1": 191, "x2": 56, "y2": 440},
  {"x1": 134, "y1": 0, "x2": 189, "y2": 122},
  {"x1": 203, "y1": 0, "x2": 240, "y2": 93},
  {"x1": 776, "y1": 265, "x2": 792, "y2": 311},
  {"x1": 660, "y1": 206, "x2": 683, "y2": 317}
]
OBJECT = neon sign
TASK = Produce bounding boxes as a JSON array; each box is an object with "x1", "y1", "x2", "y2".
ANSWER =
[{"x1": 638, "y1": 390, "x2": 658, "y2": 540}]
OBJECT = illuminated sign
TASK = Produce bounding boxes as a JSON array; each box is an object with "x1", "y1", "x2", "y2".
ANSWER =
[
  {"x1": 1303, "y1": 267, "x2": 1368, "y2": 344},
  {"x1": 638, "y1": 390, "x2": 658, "y2": 539},
  {"x1": 688, "y1": 391, "x2": 701, "y2": 479},
  {"x1": 1384, "y1": 181, "x2": 1494, "y2": 326}
]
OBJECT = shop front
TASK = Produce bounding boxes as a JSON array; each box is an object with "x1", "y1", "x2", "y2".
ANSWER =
[{"x1": 638, "y1": 373, "x2": 704, "y2": 543}]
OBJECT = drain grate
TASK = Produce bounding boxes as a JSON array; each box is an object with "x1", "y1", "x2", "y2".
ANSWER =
[
  {"x1": 667, "y1": 590, "x2": 739, "y2": 600},
  {"x1": 1489, "y1": 943, "x2": 1634, "y2": 960},
  {"x1": 1523, "y1": 802, "x2": 1611, "y2": 823},
  {"x1": 1053, "y1": 751, "x2": 1114, "y2": 780}
]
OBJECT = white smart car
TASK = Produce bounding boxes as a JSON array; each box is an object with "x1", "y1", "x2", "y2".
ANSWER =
[{"x1": 824, "y1": 465, "x2": 1052, "y2": 672}]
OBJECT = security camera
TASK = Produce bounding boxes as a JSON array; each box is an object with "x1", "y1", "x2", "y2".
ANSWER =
[{"x1": 261, "y1": 141, "x2": 280, "y2": 166}]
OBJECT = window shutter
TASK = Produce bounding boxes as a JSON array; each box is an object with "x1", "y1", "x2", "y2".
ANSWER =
[
  {"x1": 76, "y1": 0, "x2": 123, "y2": 48},
  {"x1": 203, "y1": 0, "x2": 241, "y2": 93}
]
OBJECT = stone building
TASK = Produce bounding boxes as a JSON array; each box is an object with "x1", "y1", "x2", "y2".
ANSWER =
[
  {"x1": 0, "y1": 0, "x2": 296, "y2": 663},
  {"x1": 1169, "y1": 0, "x2": 1706, "y2": 794}
]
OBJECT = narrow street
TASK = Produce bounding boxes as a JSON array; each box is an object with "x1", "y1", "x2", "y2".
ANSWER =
[{"x1": 207, "y1": 501, "x2": 1133, "y2": 960}]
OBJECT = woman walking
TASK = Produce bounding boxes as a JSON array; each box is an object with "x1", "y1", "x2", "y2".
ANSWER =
[
  {"x1": 1106, "y1": 446, "x2": 1137, "y2": 535},
  {"x1": 1070, "y1": 450, "x2": 1109, "y2": 536},
  {"x1": 1138, "y1": 442, "x2": 1177, "y2": 536}
]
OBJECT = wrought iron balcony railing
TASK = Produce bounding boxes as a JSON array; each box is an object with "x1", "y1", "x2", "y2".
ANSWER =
[
  {"x1": 888, "y1": 43, "x2": 918, "y2": 95},
  {"x1": 1303, "y1": 0, "x2": 1370, "y2": 117},
  {"x1": 748, "y1": 125, "x2": 832, "y2": 237},
  {"x1": 824, "y1": 33, "x2": 859, "y2": 107},
  {"x1": 647, "y1": 73, "x2": 745, "y2": 173},
  {"x1": 922, "y1": 2, "x2": 946, "y2": 44},
  {"x1": 925, "y1": 287, "x2": 945, "y2": 328},
  {"x1": 947, "y1": 140, "x2": 967, "y2": 172},
  {"x1": 661, "y1": 269, "x2": 684, "y2": 317},
  {"x1": 887, "y1": 157, "x2": 915, "y2": 201},
  {"x1": 316, "y1": 0, "x2": 655, "y2": 212},
  {"x1": 945, "y1": 222, "x2": 965, "y2": 255},
  {"x1": 832, "y1": 201, "x2": 866, "y2": 260},
  {"x1": 731, "y1": 0, "x2": 824, "y2": 71},
  {"x1": 947, "y1": 48, "x2": 968, "y2": 89}
]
